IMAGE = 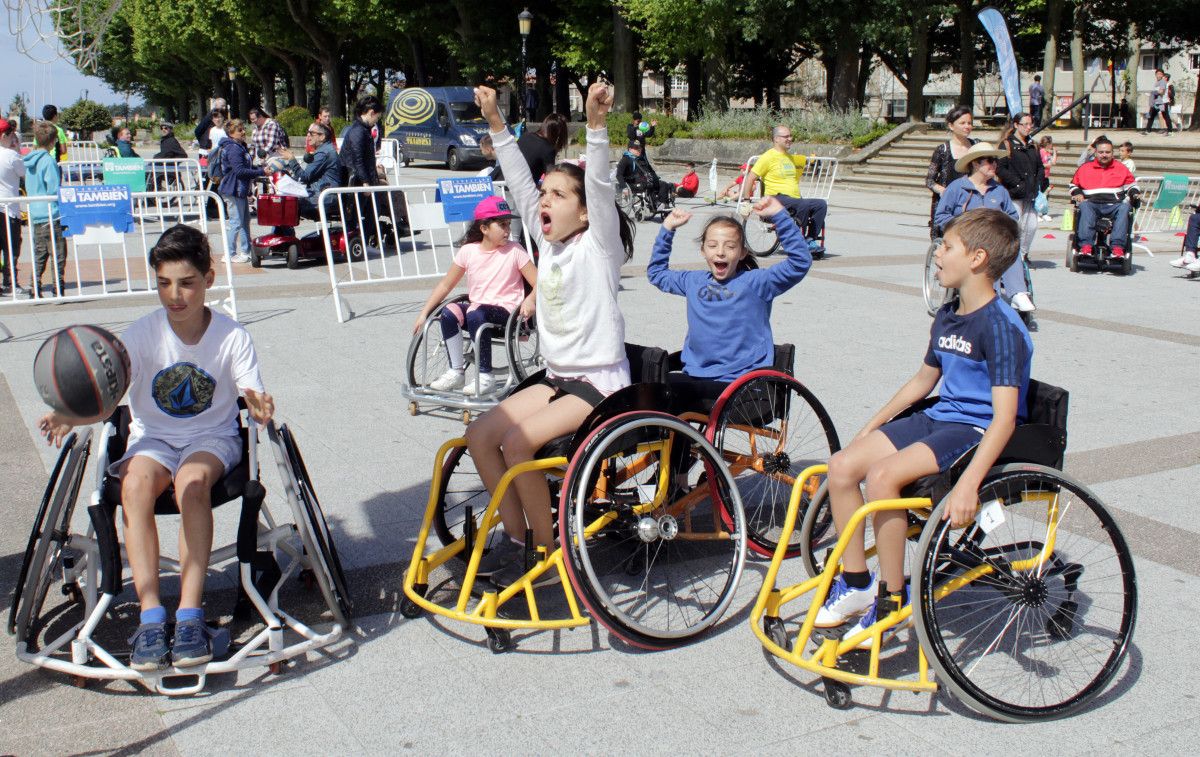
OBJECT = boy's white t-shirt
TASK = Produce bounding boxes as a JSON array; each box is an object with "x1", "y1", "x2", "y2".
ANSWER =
[
  {"x1": 0, "y1": 146, "x2": 26, "y2": 218},
  {"x1": 123, "y1": 308, "x2": 264, "y2": 447}
]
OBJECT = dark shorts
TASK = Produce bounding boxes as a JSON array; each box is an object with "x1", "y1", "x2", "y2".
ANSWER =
[
  {"x1": 879, "y1": 412, "x2": 985, "y2": 472},
  {"x1": 539, "y1": 374, "x2": 607, "y2": 408}
]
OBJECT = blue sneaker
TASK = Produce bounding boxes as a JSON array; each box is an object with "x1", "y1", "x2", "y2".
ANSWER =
[
  {"x1": 843, "y1": 586, "x2": 910, "y2": 650},
  {"x1": 170, "y1": 618, "x2": 231, "y2": 667},
  {"x1": 807, "y1": 239, "x2": 826, "y2": 256},
  {"x1": 814, "y1": 573, "x2": 876, "y2": 628},
  {"x1": 128, "y1": 622, "x2": 170, "y2": 671}
]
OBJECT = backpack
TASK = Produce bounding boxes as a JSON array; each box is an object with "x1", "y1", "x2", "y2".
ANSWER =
[
  {"x1": 1167, "y1": 84, "x2": 1175, "y2": 104},
  {"x1": 208, "y1": 141, "x2": 227, "y2": 186}
]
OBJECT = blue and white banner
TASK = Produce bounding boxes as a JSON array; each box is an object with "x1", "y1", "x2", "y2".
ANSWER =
[
  {"x1": 437, "y1": 176, "x2": 495, "y2": 223},
  {"x1": 57, "y1": 184, "x2": 135, "y2": 238},
  {"x1": 977, "y1": 7, "x2": 1023, "y2": 117}
]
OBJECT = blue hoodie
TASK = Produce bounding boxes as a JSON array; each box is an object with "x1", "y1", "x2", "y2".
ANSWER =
[
  {"x1": 648, "y1": 210, "x2": 811, "y2": 381},
  {"x1": 21, "y1": 148, "x2": 59, "y2": 224}
]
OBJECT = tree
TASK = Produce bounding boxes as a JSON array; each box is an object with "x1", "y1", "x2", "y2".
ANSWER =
[{"x1": 61, "y1": 99, "x2": 113, "y2": 139}]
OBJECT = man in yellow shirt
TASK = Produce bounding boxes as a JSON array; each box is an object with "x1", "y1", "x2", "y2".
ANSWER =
[{"x1": 742, "y1": 125, "x2": 827, "y2": 252}]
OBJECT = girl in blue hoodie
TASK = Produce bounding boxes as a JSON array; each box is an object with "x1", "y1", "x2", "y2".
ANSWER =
[{"x1": 648, "y1": 198, "x2": 811, "y2": 409}]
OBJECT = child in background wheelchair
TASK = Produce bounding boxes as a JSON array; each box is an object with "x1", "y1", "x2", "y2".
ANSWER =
[{"x1": 616, "y1": 141, "x2": 674, "y2": 222}]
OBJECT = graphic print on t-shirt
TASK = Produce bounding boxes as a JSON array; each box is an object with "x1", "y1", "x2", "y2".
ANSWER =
[{"x1": 152, "y1": 362, "x2": 217, "y2": 418}]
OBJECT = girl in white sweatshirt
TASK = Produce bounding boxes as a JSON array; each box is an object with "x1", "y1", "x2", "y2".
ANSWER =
[{"x1": 465, "y1": 82, "x2": 633, "y2": 587}]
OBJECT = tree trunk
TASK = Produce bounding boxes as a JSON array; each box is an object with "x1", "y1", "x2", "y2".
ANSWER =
[
  {"x1": 907, "y1": 10, "x2": 931, "y2": 121},
  {"x1": 828, "y1": 19, "x2": 861, "y2": 110},
  {"x1": 554, "y1": 63, "x2": 572, "y2": 117},
  {"x1": 1191, "y1": 71, "x2": 1200, "y2": 131},
  {"x1": 685, "y1": 54, "x2": 704, "y2": 120},
  {"x1": 311, "y1": 60, "x2": 323, "y2": 113},
  {"x1": 407, "y1": 35, "x2": 427, "y2": 87},
  {"x1": 450, "y1": 0, "x2": 478, "y2": 82},
  {"x1": 536, "y1": 68, "x2": 551, "y2": 120},
  {"x1": 767, "y1": 82, "x2": 781, "y2": 110},
  {"x1": 1040, "y1": 0, "x2": 1065, "y2": 125},
  {"x1": 247, "y1": 60, "x2": 277, "y2": 115},
  {"x1": 282, "y1": 54, "x2": 307, "y2": 111},
  {"x1": 1124, "y1": 26, "x2": 1139, "y2": 128},
  {"x1": 957, "y1": 0, "x2": 976, "y2": 109},
  {"x1": 855, "y1": 43, "x2": 873, "y2": 108},
  {"x1": 1069, "y1": 0, "x2": 1085, "y2": 126},
  {"x1": 612, "y1": 7, "x2": 639, "y2": 113},
  {"x1": 703, "y1": 48, "x2": 730, "y2": 114},
  {"x1": 321, "y1": 55, "x2": 346, "y2": 116}
]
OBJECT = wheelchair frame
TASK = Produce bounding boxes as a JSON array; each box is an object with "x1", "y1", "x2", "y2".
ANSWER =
[
  {"x1": 9, "y1": 409, "x2": 352, "y2": 696},
  {"x1": 733, "y1": 154, "x2": 835, "y2": 259},
  {"x1": 617, "y1": 176, "x2": 674, "y2": 223},
  {"x1": 402, "y1": 294, "x2": 543, "y2": 423},
  {"x1": 1065, "y1": 201, "x2": 1140, "y2": 275}
]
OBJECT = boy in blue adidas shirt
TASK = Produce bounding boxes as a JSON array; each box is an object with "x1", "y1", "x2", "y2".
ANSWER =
[
  {"x1": 648, "y1": 197, "x2": 811, "y2": 409},
  {"x1": 818, "y1": 207, "x2": 1031, "y2": 648}
]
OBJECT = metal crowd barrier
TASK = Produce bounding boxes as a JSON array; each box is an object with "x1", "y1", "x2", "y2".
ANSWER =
[
  {"x1": 379, "y1": 138, "x2": 402, "y2": 185},
  {"x1": 20, "y1": 140, "x2": 105, "y2": 164},
  {"x1": 735, "y1": 154, "x2": 840, "y2": 202},
  {"x1": 1132, "y1": 175, "x2": 1200, "y2": 236},
  {"x1": 0, "y1": 188, "x2": 238, "y2": 339},
  {"x1": 316, "y1": 182, "x2": 529, "y2": 323}
]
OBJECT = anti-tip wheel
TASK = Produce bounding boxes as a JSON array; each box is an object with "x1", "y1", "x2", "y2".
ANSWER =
[
  {"x1": 823, "y1": 678, "x2": 852, "y2": 709},
  {"x1": 763, "y1": 616, "x2": 790, "y2": 652},
  {"x1": 461, "y1": 410, "x2": 471, "y2": 425},
  {"x1": 486, "y1": 628, "x2": 512, "y2": 654},
  {"x1": 408, "y1": 401, "x2": 419, "y2": 416}
]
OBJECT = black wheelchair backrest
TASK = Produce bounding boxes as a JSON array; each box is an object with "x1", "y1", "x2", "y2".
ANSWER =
[{"x1": 667, "y1": 343, "x2": 795, "y2": 377}]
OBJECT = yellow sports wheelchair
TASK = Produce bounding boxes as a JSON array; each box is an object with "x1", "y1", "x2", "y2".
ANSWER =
[{"x1": 750, "y1": 380, "x2": 1138, "y2": 721}]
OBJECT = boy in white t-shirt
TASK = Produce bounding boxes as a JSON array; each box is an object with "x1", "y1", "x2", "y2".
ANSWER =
[
  {"x1": 413, "y1": 196, "x2": 537, "y2": 395},
  {"x1": 39, "y1": 224, "x2": 274, "y2": 671}
]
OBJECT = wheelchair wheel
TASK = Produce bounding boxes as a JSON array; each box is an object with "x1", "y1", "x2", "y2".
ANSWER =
[
  {"x1": 912, "y1": 464, "x2": 1136, "y2": 722},
  {"x1": 742, "y1": 215, "x2": 781, "y2": 257},
  {"x1": 504, "y1": 311, "x2": 542, "y2": 382},
  {"x1": 406, "y1": 297, "x2": 467, "y2": 390},
  {"x1": 559, "y1": 411, "x2": 746, "y2": 649},
  {"x1": 923, "y1": 239, "x2": 953, "y2": 316},
  {"x1": 271, "y1": 424, "x2": 354, "y2": 624},
  {"x1": 432, "y1": 444, "x2": 504, "y2": 559},
  {"x1": 709, "y1": 370, "x2": 840, "y2": 559},
  {"x1": 10, "y1": 429, "x2": 91, "y2": 643}
]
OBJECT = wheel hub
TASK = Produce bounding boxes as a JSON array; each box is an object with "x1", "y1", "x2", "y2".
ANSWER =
[
  {"x1": 1020, "y1": 578, "x2": 1049, "y2": 607},
  {"x1": 763, "y1": 452, "x2": 792, "y2": 475},
  {"x1": 636, "y1": 517, "x2": 660, "y2": 542},
  {"x1": 658, "y1": 515, "x2": 679, "y2": 540},
  {"x1": 636, "y1": 514, "x2": 680, "y2": 542}
]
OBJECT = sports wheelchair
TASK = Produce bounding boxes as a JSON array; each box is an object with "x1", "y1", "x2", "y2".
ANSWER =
[
  {"x1": 1065, "y1": 197, "x2": 1139, "y2": 276},
  {"x1": 402, "y1": 294, "x2": 543, "y2": 423},
  {"x1": 922, "y1": 234, "x2": 1035, "y2": 326},
  {"x1": 9, "y1": 403, "x2": 352, "y2": 695},
  {"x1": 750, "y1": 380, "x2": 1138, "y2": 721},
  {"x1": 401, "y1": 343, "x2": 842, "y2": 653},
  {"x1": 617, "y1": 177, "x2": 675, "y2": 223},
  {"x1": 733, "y1": 156, "x2": 830, "y2": 259}
]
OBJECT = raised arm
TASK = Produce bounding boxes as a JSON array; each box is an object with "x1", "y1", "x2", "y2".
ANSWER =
[
  {"x1": 647, "y1": 209, "x2": 691, "y2": 296},
  {"x1": 476, "y1": 86, "x2": 544, "y2": 249},
  {"x1": 749, "y1": 196, "x2": 811, "y2": 298},
  {"x1": 583, "y1": 82, "x2": 624, "y2": 261}
]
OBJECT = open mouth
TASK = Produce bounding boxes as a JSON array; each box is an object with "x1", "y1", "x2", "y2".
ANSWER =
[
  {"x1": 712, "y1": 260, "x2": 730, "y2": 277},
  {"x1": 540, "y1": 212, "x2": 552, "y2": 236}
]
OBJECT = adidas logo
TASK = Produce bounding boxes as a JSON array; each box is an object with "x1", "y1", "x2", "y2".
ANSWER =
[{"x1": 937, "y1": 334, "x2": 973, "y2": 355}]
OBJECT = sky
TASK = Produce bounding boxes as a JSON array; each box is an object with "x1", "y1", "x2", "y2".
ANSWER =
[{"x1": 2, "y1": 28, "x2": 121, "y2": 115}]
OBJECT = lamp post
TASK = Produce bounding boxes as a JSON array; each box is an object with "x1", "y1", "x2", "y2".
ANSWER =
[
  {"x1": 518, "y1": 8, "x2": 533, "y2": 124},
  {"x1": 227, "y1": 66, "x2": 237, "y2": 116}
]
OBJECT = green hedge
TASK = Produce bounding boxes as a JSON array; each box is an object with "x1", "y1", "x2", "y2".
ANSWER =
[
  {"x1": 276, "y1": 106, "x2": 349, "y2": 137},
  {"x1": 575, "y1": 110, "x2": 691, "y2": 146},
  {"x1": 572, "y1": 107, "x2": 892, "y2": 148}
]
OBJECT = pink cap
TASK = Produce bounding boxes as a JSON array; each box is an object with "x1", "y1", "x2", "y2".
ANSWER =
[{"x1": 474, "y1": 195, "x2": 515, "y2": 221}]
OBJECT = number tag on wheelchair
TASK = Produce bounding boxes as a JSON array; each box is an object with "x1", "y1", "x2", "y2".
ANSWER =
[{"x1": 977, "y1": 499, "x2": 1005, "y2": 534}]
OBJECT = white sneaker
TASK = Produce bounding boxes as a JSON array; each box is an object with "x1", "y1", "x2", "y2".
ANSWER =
[
  {"x1": 463, "y1": 372, "x2": 496, "y2": 395},
  {"x1": 429, "y1": 369, "x2": 465, "y2": 391},
  {"x1": 814, "y1": 573, "x2": 877, "y2": 627},
  {"x1": 1010, "y1": 292, "x2": 1036, "y2": 313},
  {"x1": 230, "y1": 253, "x2": 251, "y2": 264},
  {"x1": 843, "y1": 588, "x2": 911, "y2": 650},
  {"x1": 1187, "y1": 259, "x2": 1200, "y2": 273},
  {"x1": 1170, "y1": 251, "x2": 1196, "y2": 269}
]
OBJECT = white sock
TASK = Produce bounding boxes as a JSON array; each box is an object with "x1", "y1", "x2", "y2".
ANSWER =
[{"x1": 444, "y1": 331, "x2": 465, "y2": 370}]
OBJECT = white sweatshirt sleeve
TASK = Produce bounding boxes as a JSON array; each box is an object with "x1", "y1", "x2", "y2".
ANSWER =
[{"x1": 490, "y1": 128, "x2": 545, "y2": 250}]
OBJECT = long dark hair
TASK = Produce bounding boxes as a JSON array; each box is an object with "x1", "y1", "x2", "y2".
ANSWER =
[
  {"x1": 538, "y1": 113, "x2": 569, "y2": 153},
  {"x1": 998, "y1": 112, "x2": 1030, "y2": 156},
  {"x1": 697, "y1": 215, "x2": 757, "y2": 272},
  {"x1": 543, "y1": 161, "x2": 635, "y2": 261},
  {"x1": 456, "y1": 217, "x2": 508, "y2": 246}
]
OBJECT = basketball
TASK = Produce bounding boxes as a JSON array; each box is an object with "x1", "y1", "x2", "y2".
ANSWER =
[{"x1": 33, "y1": 325, "x2": 130, "y2": 420}]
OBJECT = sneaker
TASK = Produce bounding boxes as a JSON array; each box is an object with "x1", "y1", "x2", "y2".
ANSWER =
[
  {"x1": 1187, "y1": 259, "x2": 1200, "y2": 273},
  {"x1": 843, "y1": 586, "x2": 911, "y2": 651},
  {"x1": 1010, "y1": 291, "x2": 1036, "y2": 313},
  {"x1": 429, "y1": 368, "x2": 465, "y2": 391},
  {"x1": 1078, "y1": 244, "x2": 1094, "y2": 258},
  {"x1": 128, "y1": 622, "x2": 170, "y2": 671},
  {"x1": 1170, "y1": 251, "x2": 1196, "y2": 268},
  {"x1": 171, "y1": 618, "x2": 230, "y2": 667},
  {"x1": 491, "y1": 552, "x2": 561, "y2": 589},
  {"x1": 1110, "y1": 246, "x2": 1126, "y2": 259},
  {"x1": 473, "y1": 536, "x2": 524, "y2": 578},
  {"x1": 463, "y1": 372, "x2": 496, "y2": 395},
  {"x1": 814, "y1": 573, "x2": 877, "y2": 628}
]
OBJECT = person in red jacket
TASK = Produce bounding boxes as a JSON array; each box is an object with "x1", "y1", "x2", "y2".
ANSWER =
[
  {"x1": 676, "y1": 162, "x2": 699, "y2": 198},
  {"x1": 1068, "y1": 137, "x2": 1139, "y2": 259}
]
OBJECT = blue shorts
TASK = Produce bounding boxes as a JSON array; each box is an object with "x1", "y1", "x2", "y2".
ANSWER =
[{"x1": 879, "y1": 412, "x2": 984, "y2": 472}]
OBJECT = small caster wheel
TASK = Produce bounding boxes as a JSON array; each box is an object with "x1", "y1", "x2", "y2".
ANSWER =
[
  {"x1": 300, "y1": 569, "x2": 316, "y2": 591},
  {"x1": 408, "y1": 401, "x2": 419, "y2": 416},
  {"x1": 62, "y1": 582, "x2": 83, "y2": 602},
  {"x1": 823, "y1": 678, "x2": 852, "y2": 709},
  {"x1": 72, "y1": 675, "x2": 89, "y2": 688},
  {"x1": 462, "y1": 410, "x2": 471, "y2": 425},
  {"x1": 486, "y1": 627, "x2": 512, "y2": 654},
  {"x1": 763, "y1": 616, "x2": 790, "y2": 652},
  {"x1": 269, "y1": 661, "x2": 285, "y2": 675},
  {"x1": 400, "y1": 598, "x2": 423, "y2": 618}
]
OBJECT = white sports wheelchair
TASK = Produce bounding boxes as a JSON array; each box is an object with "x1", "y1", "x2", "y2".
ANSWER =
[
  {"x1": 403, "y1": 294, "x2": 543, "y2": 423},
  {"x1": 9, "y1": 402, "x2": 352, "y2": 695}
]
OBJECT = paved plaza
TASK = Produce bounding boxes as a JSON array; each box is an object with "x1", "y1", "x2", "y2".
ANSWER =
[{"x1": 1, "y1": 163, "x2": 1197, "y2": 755}]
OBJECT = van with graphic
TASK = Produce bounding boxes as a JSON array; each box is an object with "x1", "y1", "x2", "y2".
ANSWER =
[{"x1": 383, "y1": 86, "x2": 490, "y2": 171}]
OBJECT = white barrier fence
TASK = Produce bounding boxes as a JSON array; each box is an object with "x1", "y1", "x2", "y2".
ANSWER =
[
  {"x1": 735, "y1": 154, "x2": 840, "y2": 202},
  {"x1": 379, "y1": 138, "x2": 402, "y2": 185},
  {"x1": 0, "y1": 189, "x2": 238, "y2": 339},
  {"x1": 60, "y1": 158, "x2": 206, "y2": 192},
  {"x1": 20, "y1": 140, "x2": 105, "y2": 164},
  {"x1": 316, "y1": 182, "x2": 529, "y2": 323},
  {"x1": 1132, "y1": 175, "x2": 1200, "y2": 239}
]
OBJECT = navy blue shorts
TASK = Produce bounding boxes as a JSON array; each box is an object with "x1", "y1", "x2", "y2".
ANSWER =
[{"x1": 879, "y1": 412, "x2": 984, "y2": 472}]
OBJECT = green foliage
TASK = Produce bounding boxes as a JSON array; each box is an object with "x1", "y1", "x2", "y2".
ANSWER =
[
  {"x1": 61, "y1": 100, "x2": 113, "y2": 134},
  {"x1": 578, "y1": 110, "x2": 691, "y2": 146},
  {"x1": 689, "y1": 107, "x2": 881, "y2": 144},
  {"x1": 851, "y1": 124, "x2": 895, "y2": 148},
  {"x1": 276, "y1": 106, "x2": 315, "y2": 136}
]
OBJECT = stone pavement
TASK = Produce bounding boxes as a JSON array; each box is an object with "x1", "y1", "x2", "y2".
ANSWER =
[{"x1": 1, "y1": 163, "x2": 1197, "y2": 755}]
